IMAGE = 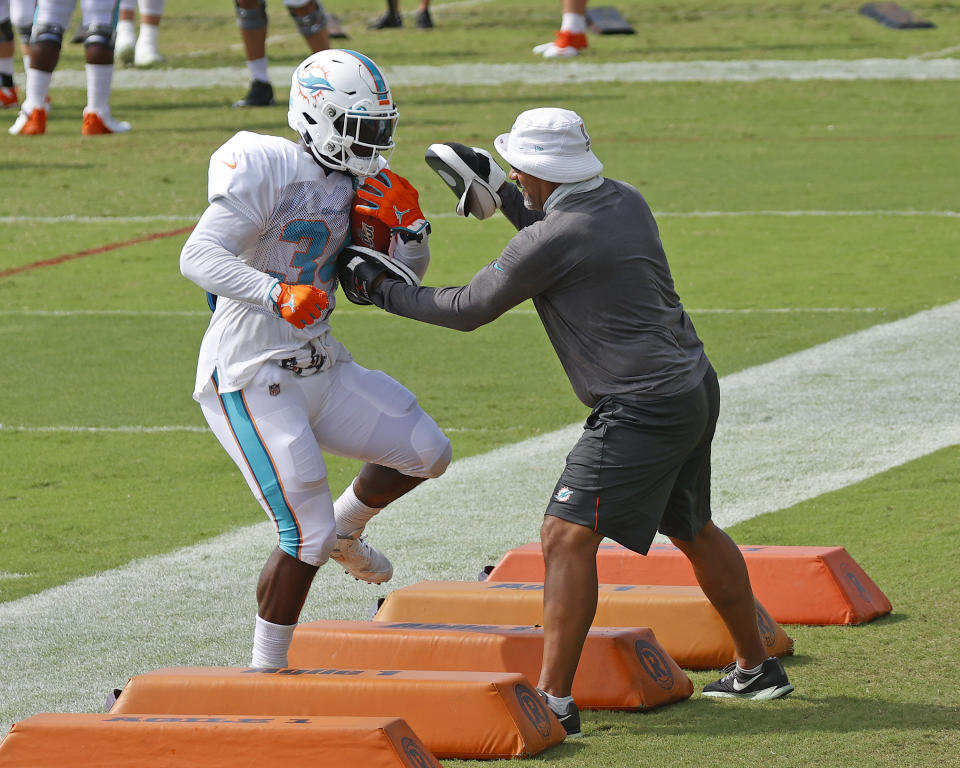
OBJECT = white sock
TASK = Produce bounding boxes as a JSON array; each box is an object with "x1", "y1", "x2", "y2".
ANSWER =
[
  {"x1": 85, "y1": 63, "x2": 114, "y2": 113},
  {"x1": 246, "y1": 57, "x2": 269, "y2": 84},
  {"x1": 116, "y1": 19, "x2": 136, "y2": 48},
  {"x1": 23, "y1": 68, "x2": 52, "y2": 113},
  {"x1": 561, "y1": 13, "x2": 586, "y2": 33},
  {"x1": 333, "y1": 482, "x2": 381, "y2": 537},
  {"x1": 250, "y1": 615, "x2": 297, "y2": 668},
  {"x1": 542, "y1": 691, "x2": 574, "y2": 709},
  {"x1": 22, "y1": 53, "x2": 31, "y2": 71},
  {"x1": 136, "y1": 23, "x2": 159, "y2": 53}
]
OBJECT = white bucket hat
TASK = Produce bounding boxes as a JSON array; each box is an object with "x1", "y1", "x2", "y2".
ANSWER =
[{"x1": 494, "y1": 107, "x2": 603, "y2": 183}]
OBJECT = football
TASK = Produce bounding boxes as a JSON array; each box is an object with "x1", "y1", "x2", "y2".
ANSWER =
[{"x1": 350, "y1": 207, "x2": 391, "y2": 253}]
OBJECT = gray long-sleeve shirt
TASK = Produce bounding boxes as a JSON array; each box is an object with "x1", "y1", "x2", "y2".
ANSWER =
[{"x1": 380, "y1": 178, "x2": 709, "y2": 407}]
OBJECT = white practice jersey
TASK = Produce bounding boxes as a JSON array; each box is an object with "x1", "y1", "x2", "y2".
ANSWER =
[{"x1": 184, "y1": 131, "x2": 359, "y2": 398}]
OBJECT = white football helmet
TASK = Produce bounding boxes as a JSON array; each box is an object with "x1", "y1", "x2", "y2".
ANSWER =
[{"x1": 288, "y1": 49, "x2": 399, "y2": 177}]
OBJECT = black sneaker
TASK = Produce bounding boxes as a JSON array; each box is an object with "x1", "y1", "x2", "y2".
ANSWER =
[
  {"x1": 536, "y1": 689, "x2": 583, "y2": 738},
  {"x1": 368, "y1": 10, "x2": 403, "y2": 28},
  {"x1": 415, "y1": 9, "x2": 434, "y2": 28},
  {"x1": 233, "y1": 80, "x2": 275, "y2": 108},
  {"x1": 702, "y1": 657, "x2": 794, "y2": 700}
]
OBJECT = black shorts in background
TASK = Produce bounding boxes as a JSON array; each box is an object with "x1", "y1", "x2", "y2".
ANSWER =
[{"x1": 545, "y1": 366, "x2": 720, "y2": 555}]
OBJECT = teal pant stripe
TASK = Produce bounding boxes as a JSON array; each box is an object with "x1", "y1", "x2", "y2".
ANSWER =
[{"x1": 215, "y1": 379, "x2": 302, "y2": 559}]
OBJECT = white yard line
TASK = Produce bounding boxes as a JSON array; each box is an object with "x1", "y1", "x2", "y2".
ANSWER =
[
  {"x1": 1, "y1": 299, "x2": 958, "y2": 733},
  {"x1": 916, "y1": 43, "x2": 960, "y2": 59},
  {"x1": 23, "y1": 58, "x2": 960, "y2": 91}
]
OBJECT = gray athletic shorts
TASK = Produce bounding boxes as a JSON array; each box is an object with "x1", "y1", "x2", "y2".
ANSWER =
[{"x1": 545, "y1": 366, "x2": 720, "y2": 555}]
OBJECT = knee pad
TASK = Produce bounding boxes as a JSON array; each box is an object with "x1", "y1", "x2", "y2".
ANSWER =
[
  {"x1": 81, "y1": 22, "x2": 114, "y2": 48},
  {"x1": 235, "y1": 0, "x2": 267, "y2": 30},
  {"x1": 16, "y1": 24, "x2": 31, "y2": 44},
  {"x1": 288, "y1": 1, "x2": 326, "y2": 37},
  {"x1": 32, "y1": 23, "x2": 64, "y2": 48},
  {"x1": 0, "y1": 19, "x2": 14, "y2": 43}
]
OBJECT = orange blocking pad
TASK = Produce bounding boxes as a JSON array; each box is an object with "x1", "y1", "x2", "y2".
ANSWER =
[
  {"x1": 0, "y1": 713, "x2": 441, "y2": 768},
  {"x1": 108, "y1": 667, "x2": 565, "y2": 760},
  {"x1": 289, "y1": 620, "x2": 692, "y2": 711},
  {"x1": 373, "y1": 581, "x2": 793, "y2": 670},
  {"x1": 486, "y1": 542, "x2": 892, "y2": 625}
]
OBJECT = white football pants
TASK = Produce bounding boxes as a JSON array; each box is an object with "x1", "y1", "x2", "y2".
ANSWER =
[{"x1": 199, "y1": 358, "x2": 451, "y2": 566}]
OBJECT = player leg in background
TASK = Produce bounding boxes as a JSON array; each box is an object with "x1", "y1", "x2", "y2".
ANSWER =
[
  {"x1": 78, "y1": 0, "x2": 131, "y2": 134},
  {"x1": 114, "y1": 0, "x2": 135, "y2": 63},
  {"x1": 414, "y1": 0, "x2": 431, "y2": 29},
  {"x1": 8, "y1": 0, "x2": 69, "y2": 135},
  {"x1": 0, "y1": 5, "x2": 18, "y2": 109},
  {"x1": 233, "y1": 0, "x2": 328, "y2": 108},
  {"x1": 116, "y1": 0, "x2": 165, "y2": 67},
  {"x1": 10, "y1": 0, "x2": 36, "y2": 71},
  {"x1": 533, "y1": 0, "x2": 588, "y2": 58},
  {"x1": 368, "y1": 0, "x2": 432, "y2": 29}
]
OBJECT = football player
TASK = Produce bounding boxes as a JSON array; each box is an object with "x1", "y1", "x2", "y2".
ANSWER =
[
  {"x1": 180, "y1": 49, "x2": 451, "y2": 669},
  {"x1": 8, "y1": 0, "x2": 130, "y2": 135}
]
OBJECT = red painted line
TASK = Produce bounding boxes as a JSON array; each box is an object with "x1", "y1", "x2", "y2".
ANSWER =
[{"x1": 0, "y1": 225, "x2": 195, "y2": 279}]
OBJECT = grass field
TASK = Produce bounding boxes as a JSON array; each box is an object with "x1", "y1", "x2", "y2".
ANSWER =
[{"x1": 1, "y1": 1, "x2": 958, "y2": 765}]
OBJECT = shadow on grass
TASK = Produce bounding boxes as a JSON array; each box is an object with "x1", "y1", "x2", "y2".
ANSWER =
[{"x1": 591, "y1": 694, "x2": 960, "y2": 736}]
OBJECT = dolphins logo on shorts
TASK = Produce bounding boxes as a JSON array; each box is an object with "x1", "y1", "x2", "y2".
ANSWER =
[{"x1": 554, "y1": 487, "x2": 573, "y2": 503}]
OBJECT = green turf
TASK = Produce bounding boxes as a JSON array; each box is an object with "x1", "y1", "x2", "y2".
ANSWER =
[
  {"x1": 42, "y1": 0, "x2": 960, "y2": 69},
  {"x1": 2, "y1": 69, "x2": 958, "y2": 600},
  {"x1": 1, "y1": 5, "x2": 958, "y2": 763}
]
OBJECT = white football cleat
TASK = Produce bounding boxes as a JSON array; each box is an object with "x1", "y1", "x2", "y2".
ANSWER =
[
  {"x1": 541, "y1": 43, "x2": 582, "y2": 58},
  {"x1": 534, "y1": 30, "x2": 588, "y2": 58},
  {"x1": 82, "y1": 107, "x2": 131, "y2": 135},
  {"x1": 329, "y1": 528, "x2": 393, "y2": 584},
  {"x1": 134, "y1": 46, "x2": 165, "y2": 67}
]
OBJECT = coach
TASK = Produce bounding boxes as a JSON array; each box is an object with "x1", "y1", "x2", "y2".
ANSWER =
[{"x1": 340, "y1": 107, "x2": 793, "y2": 735}]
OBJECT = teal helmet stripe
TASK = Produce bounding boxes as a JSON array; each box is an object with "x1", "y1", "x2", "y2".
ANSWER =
[{"x1": 342, "y1": 48, "x2": 390, "y2": 102}]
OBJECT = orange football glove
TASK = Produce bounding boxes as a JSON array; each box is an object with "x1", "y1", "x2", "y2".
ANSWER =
[
  {"x1": 270, "y1": 282, "x2": 330, "y2": 329},
  {"x1": 351, "y1": 169, "x2": 431, "y2": 252}
]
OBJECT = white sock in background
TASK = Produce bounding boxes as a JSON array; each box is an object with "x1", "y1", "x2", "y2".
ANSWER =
[
  {"x1": 115, "y1": 18, "x2": 136, "y2": 50},
  {"x1": 560, "y1": 12, "x2": 586, "y2": 33},
  {"x1": 136, "y1": 23, "x2": 159, "y2": 55},
  {"x1": 246, "y1": 56, "x2": 269, "y2": 84}
]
